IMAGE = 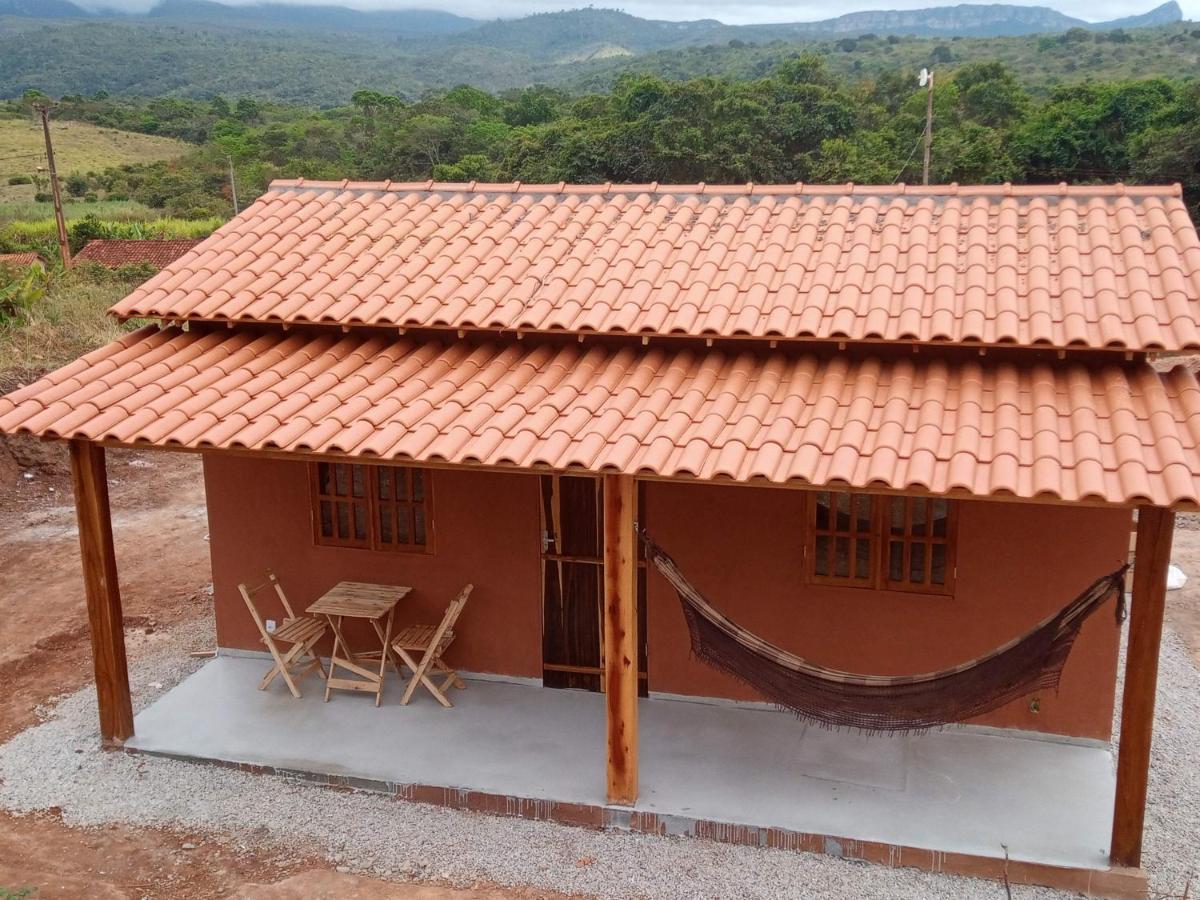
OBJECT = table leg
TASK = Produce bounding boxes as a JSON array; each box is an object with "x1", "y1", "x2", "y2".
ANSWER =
[
  {"x1": 323, "y1": 615, "x2": 340, "y2": 702},
  {"x1": 370, "y1": 617, "x2": 406, "y2": 677},
  {"x1": 374, "y1": 607, "x2": 395, "y2": 707}
]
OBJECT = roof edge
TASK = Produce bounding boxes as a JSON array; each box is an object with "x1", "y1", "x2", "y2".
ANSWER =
[{"x1": 267, "y1": 178, "x2": 1184, "y2": 199}]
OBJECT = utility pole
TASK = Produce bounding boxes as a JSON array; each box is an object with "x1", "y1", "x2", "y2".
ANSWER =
[
  {"x1": 920, "y1": 68, "x2": 935, "y2": 186},
  {"x1": 227, "y1": 155, "x2": 240, "y2": 215},
  {"x1": 35, "y1": 103, "x2": 71, "y2": 269}
]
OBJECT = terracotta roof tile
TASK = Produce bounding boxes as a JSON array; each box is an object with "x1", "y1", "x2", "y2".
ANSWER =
[
  {"x1": 108, "y1": 182, "x2": 1200, "y2": 351},
  {"x1": 4, "y1": 324, "x2": 1200, "y2": 506},
  {"x1": 75, "y1": 239, "x2": 203, "y2": 269},
  {"x1": 0, "y1": 252, "x2": 44, "y2": 268}
]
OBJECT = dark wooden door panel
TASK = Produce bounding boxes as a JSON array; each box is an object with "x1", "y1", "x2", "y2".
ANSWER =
[{"x1": 540, "y1": 475, "x2": 647, "y2": 694}]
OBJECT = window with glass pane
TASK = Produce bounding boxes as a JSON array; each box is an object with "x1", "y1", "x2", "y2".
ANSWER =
[
  {"x1": 806, "y1": 491, "x2": 955, "y2": 594},
  {"x1": 311, "y1": 463, "x2": 432, "y2": 552},
  {"x1": 810, "y1": 491, "x2": 877, "y2": 586},
  {"x1": 884, "y1": 496, "x2": 954, "y2": 593}
]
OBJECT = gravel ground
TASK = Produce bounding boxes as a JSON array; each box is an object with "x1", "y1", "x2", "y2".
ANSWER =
[{"x1": 1, "y1": 617, "x2": 1198, "y2": 900}]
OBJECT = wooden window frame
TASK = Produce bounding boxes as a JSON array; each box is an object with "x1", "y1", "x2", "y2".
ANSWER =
[
  {"x1": 803, "y1": 491, "x2": 957, "y2": 596},
  {"x1": 310, "y1": 462, "x2": 434, "y2": 554}
]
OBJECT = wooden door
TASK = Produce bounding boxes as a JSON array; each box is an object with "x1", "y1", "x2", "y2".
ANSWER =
[{"x1": 541, "y1": 475, "x2": 647, "y2": 694}]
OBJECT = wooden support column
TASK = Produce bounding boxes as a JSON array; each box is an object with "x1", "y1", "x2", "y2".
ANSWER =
[
  {"x1": 603, "y1": 474, "x2": 638, "y2": 806},
  {"x1": 68, "y1": 439, "x2": 134, "y2": 746},
  {"x1": 1110, "y1": 505, "x2": 1174, "y2": 868}
]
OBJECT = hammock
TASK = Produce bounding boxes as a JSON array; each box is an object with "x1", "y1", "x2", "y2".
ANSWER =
[{"x1": 639, "y1": 530, "x2": 1128, "y2": 733}]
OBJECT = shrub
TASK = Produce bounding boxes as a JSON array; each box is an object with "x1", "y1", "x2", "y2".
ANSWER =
[
  {"x1": 32, "y1": 192, "x2": 52, "y2": 203},
  {"x1": 6, "y1": 175, "x2": 31, "y2": 186}
]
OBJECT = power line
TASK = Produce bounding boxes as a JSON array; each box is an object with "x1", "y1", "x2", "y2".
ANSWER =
[{"x1": 891, "y1": 133, "x2": 925, "y2": 184}]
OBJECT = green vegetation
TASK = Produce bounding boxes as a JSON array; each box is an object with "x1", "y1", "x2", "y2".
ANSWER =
[
  {"x1": 0, "y1": 264, "x2": 140, "y2": 372},
  {"x1": 0, "y1": 11, "x2": 1198, "y2": 104},
  {"x1": 0, "y1": 213, "x2": 220, "y2": 260},
  {"x1": 566, "y1": 22, "x2": 1200, "y2": 96},
  {"x1": 0, "y1": 111, "x2": 189, "y2": 206},
  {"x1": 4, "y1": 58, "x2": 1192, "y2": 228}
]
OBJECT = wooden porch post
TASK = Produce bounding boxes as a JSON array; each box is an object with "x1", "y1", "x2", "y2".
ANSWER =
[
  {"x1": 1110, "y1": 505, "x2": 1174, "y2": 868},
  {"x1": 603, "y1": 474, "x2": 638, "y2": 806},
  {"x1": 68, "y1": 439, "x2": 134, "y2": 746}
]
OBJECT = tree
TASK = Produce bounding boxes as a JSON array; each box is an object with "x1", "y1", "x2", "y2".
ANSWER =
[
  {"x1": 65, "y1": 174, "x2": 89, "y2": 198},
  {"x1": 954, "y1": 62, "x2": 1029, "y2": 127},
  {"x1": 234, "y1": 97, "x2": 262, "y2": 123}
]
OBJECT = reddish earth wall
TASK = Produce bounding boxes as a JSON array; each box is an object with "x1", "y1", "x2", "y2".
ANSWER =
[{"x1": 203, "y1": 455, "x2": 1129, "y2": 740}]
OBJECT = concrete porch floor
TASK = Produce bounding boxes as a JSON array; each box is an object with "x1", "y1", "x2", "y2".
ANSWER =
[{"x1": 128, "y1": 655, "x2": 1115, "y2": 872}]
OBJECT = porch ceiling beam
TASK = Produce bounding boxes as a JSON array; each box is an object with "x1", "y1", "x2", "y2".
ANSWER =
[
  {"x1": 603, "y1": 473, "x2": 638, "y2": 806},
  {"x1": 80, "y1": 438, "x2": 1180, "y2": 514},
  {"x1": 68, "y1": 439, "x2": 134, "y2": 746},
  {"x1": 1110, "y1": 504, "x2": 1174, "y2": 868}
]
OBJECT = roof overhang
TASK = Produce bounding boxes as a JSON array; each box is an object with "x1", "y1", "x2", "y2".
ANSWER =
[{"x1": 3, "y1": 323, "x2": 1198, "y2": 509}]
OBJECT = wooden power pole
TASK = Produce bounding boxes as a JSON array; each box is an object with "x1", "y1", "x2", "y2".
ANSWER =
[
  {"x1": 35, "y1": 104, "x2": 71, "y2": 269},
  {"x1": 921, "y1": 69, "x2": 935, "y2": 186}
]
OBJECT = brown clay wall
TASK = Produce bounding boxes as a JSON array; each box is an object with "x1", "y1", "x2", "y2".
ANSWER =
[
  {"x1": 641, "y1": 481, "x2": 1128, "y2": 741},
  {"x1": 204, "y1": 455, "x2": 544, "y2": 679},
  {"x1": 205, "y1": 456, "x2": 1128, "y2": 740}
]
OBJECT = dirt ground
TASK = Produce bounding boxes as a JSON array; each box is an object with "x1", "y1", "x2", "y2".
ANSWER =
[
  {"x1": 0, "y1": 435, "x2": 549, "y2": 899},
  {"x1": 2, "y1": 430, "x2": 1200, "y2": 898},
  {"x1": 1164, "y1": 513, "x2": 1200, "y2": 668}
]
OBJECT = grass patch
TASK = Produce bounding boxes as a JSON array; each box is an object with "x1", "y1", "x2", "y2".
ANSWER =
[
  {"x1": 0, "y1": 215, "x2": 222, "y2": 258},
  {"x1": 0, "y1": 269, "x2": 140, "y2": 375},
  {"x1": 0, "y1": 199, "x2": 166, "y2": 224},
  {"x1": 0, "y1": 117, "x2": 188, "y2": 202}
]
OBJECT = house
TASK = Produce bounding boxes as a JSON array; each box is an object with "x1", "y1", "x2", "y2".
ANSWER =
[
  {"x1": 73, "y1": 238, "x2": 202, "y2": 269},
  {"x1": 0, "y1": 251, "x2": 46, "y2": 271},
  {"x1": 3, "y1": 180, "x2": 1200, "y2": 897}
]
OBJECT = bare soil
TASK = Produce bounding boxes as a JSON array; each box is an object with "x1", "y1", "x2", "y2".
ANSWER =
[
  {"x1": 0, "y1": 435, "x2": 549, "y2": 899},
  {"x1": 1166, "y1": 513, "x2": 1200, "y2": 668}
]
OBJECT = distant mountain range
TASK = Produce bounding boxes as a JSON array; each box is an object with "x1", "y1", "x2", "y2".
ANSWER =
[
  {"x1": 1, "y1": 0, "x2": 1184, "y2": 41},
  {"x1": 0, "y1": 0, "x2": 1192, "y2": 104}
]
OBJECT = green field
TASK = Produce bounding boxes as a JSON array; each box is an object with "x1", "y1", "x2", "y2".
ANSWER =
[{"x1": 0, "y1": 116, "x2": 189, "y2": 203}]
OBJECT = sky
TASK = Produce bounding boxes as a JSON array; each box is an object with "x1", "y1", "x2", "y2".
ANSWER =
[{"x1": 79, "y1": 0, "x2": 1197, "y2": 26}]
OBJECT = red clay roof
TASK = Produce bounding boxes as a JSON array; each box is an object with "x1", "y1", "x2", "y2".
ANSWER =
[
  {"x1": 3, "y1": 324, "x2": 1199, "y2": 506},
  {"x1": 75, "y1": 239, "x2": 202, "y2": 269},
  {"x1": 0, "y1": 252, "x2": 44, "y2": 268},
  {"x1": 108, "y1": 181, "x2": 1200, "y2": 352}
]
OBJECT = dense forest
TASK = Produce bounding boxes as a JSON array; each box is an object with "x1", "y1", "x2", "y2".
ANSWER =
[
  {"x1": 1, "y1": 9, "x2": 1199, "y2": 103},
  {"x1": 3, "y1": 52, "x2": 1196, "y2": 245}
]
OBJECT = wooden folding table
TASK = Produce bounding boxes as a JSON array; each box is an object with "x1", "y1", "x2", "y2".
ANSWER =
[{"x1": 307, "y1": 582, "x2": 412, "y2": 707}]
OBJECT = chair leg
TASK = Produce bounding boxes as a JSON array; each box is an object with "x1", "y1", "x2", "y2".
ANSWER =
[
  {"x1": 304, "y1": 634, "x2": 328, "y2": 680},
  {"x1": 403, "y1": 653, "x2": 452, "y2": 707},
  {"x1": 434, "y1": 658, "x2": 465, "y2": 690},
  {"x1": 261, "y1": 639, "x2": 303, "y2": 699}
]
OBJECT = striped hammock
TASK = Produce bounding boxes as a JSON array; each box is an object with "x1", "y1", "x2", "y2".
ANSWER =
[{"x1": 640, "y1": 531, "x2": 1128, "y2": 732}]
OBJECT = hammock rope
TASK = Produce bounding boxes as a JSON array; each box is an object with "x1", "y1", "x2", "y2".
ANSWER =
[{"x1": 639, "y1": 529, "x2": 1128, "y2": 733}]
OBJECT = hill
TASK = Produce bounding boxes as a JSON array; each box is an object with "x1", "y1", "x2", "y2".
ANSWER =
[
  {"x1": 0, "y1": 115, "x2": 189, "y2": 204},
  {"x1": 736, "y1": 2, "x2": 1182, "y2": 38},
  {"x1": 0, "y1": 0, "x2": 1184, "y2": 42},
  {"x1": 0, "y1": 5, "x2": 1195, "y2": 103},
  {"x1": 565, "y1": 20, "x2": 1200, "y2": 95},
  {"x1": 143, "y1": 0, "x2": 476, "y2": 37}
]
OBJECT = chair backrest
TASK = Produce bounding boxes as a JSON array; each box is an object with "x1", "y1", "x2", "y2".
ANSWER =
[
  {"x1": 237, "y1": 570, "x2": 296, "y2": 636},
  {"x1": 427, "y1": 584, "x2": 473, "y2": 653}
]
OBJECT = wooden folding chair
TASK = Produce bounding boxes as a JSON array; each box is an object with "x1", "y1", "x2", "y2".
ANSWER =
[
  {"x1": 238, "y1": 571, "x2": 327, "y2": 699},
  {"x1": 391, "y1": 584, "x2": 474, "y2": 707}
]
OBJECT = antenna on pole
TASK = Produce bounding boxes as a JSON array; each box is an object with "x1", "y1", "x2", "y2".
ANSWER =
[
  {"x1": 919, "y1": 68, "x2": 934, "y2": 186},
  {"x1": 34, "y1": 103, "x2": 72, "y2": 269},
  {"x1": 227, "y1": 155, "x2": 240, "y2": 215}
]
